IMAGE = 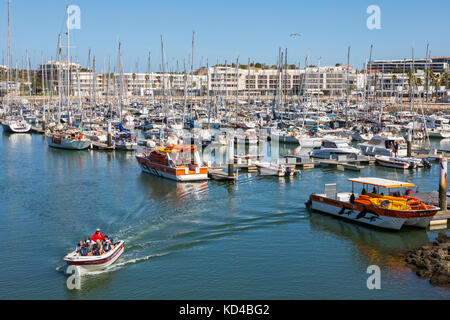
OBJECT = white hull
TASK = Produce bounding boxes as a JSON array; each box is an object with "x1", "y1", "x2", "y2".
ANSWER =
[
  {"x1": 375, "y1": 155, "x2": 419, "y2": 169},
  {"x1": 140, "y1": 164, "x2": 208, "y2": 181},
  {"x1": 310, "y1": 148, "x2": 360, "y2": 159},
  {"x1": 64, "y1": 241, "x2": 125, "y2": 275},
  {"x1": 46, "y1": 136, "x2": 91, "y2": 150},
  {"x1": 429, "y1": 130, "x2": 450, "y2": 139},
  {"x1": 311, "y1": 199, "x2": 406, "y2": 230},
  {"x1": 297, "y1": 137, "x2": 322, "y2": 148},
  {"x1": 115, "y1": 141, "x2": 138, "y2": 151},
  {"x1": 359, "y1": 145, "x2": 407, "y2": 157},
  {"x1": 2, "y1": 121, "x2": 32, "y2": 133},
  {"x1": 257, "y1": 165, "x2": 284, "y2": 176}
]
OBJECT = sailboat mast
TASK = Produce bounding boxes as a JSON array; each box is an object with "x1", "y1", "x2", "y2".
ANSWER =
[
  {"x1": 118, "y1": 42, "x2": 124, "y2": 124},
  {"x1": 346, "y1": 46, "x2": 350, "y2": 124},
  {"x1": 190, "y1": 31, "x2": 195, "y2": 121},
  {"x1": 57, "y1": 33, "x2": 62, "y2": 123},
  {"x1": 6, "y1": 0, "x2": 11, "y2": 113},
  {"x1": 66, "y1": 5, "x2": 71, "y2": 109}
]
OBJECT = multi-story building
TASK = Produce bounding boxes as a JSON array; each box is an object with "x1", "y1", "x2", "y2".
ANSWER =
[
  {"x1": 370, "y1": 57, "x2": 450, "y2": 73},
  {"x1": 38, "y1": 60, "x2": 448, "y2": 99},
  {"x1": 207, "y1": 65, "x2": 358, "y2": 98}
]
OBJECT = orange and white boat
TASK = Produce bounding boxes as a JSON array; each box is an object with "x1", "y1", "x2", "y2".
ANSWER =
[
  {"x1": 306, "y1": 177, "x2": 439, "y2": 230},
  {"x1": 136, "y1": 144, "x2": 208, "y2": 181}
]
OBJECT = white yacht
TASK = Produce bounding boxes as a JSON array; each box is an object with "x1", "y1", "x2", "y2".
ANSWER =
[
  {"x1": 255, "y1": 161, "x2": 295, "y2": 176},
  {"x1": 309, "y1": 139, "x2": 361, "y2": 159},
  {"x1": 2, "y1": 117, "x2": 32, "y2": 133},
  {"x1": 428, "y1": 124, "x2": 450, "y2": 139},
  {"x1": 358, "y1": 135, "x2": 406, "y2": 157}
]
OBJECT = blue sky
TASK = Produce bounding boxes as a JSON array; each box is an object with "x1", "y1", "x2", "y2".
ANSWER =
[{"x1": 1, "y1": 0, "x2": 449, "y2": 71}]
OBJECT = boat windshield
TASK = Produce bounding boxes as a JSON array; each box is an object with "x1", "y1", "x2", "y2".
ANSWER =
[
  {"x1": 336, "y1": 142, "x2": 349, "y2": 148},
  {"x1": 170, "y1": 152, "x2": 195, "y2": 166}
]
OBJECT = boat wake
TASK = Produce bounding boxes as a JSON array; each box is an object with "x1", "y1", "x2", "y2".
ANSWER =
[{"x1": 85, "y1": 252, "x2": 169, "y2": 276}]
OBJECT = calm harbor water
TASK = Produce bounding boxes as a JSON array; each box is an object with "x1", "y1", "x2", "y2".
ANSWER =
[{"x1": 1, "y1": 128, "x2": 450, "y2": 299}]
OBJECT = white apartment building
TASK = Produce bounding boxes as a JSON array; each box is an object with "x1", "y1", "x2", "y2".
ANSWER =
[
  {"x1": 40, "y1": 61, "x2": 208, "y2": 97},
  {"x1": 207, "y1": 65, "x2": 358, "y2": 98},
  {"x1": 38, "y1": 60, "x2": 447, "y2": 99}
]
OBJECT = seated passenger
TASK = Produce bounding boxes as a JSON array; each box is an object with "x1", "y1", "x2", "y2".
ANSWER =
[
  {"x1": 95, "y1": 240, "x2": 104, "y2": 255},
  {"x1": 102, "y1": 235, "x2": 109, "y2": 247},
  {"x1": 91, "y1": 243, "x2": 100, "y2": 256},
  {"x1": 361, "y1": 188, "x2": 366, "y2": 195},
  {"x1": 80, "y1": 244, "x2": 90, "y2": 256},
  {"x1": 75, "y1": 241, "x2": 83, "y2": 253},
  {"x1": 85, "y1": 239, "x2": 92, "y2": 250},
  {"x1": 349, "y1": 193, "x2": 355, "y2": 204},
  {"x1": 103, "y1": 239, "x2": 113, "y2": 252},
  {"x1": 372, "y1": 187, "x2": 377, "y2": 194}
]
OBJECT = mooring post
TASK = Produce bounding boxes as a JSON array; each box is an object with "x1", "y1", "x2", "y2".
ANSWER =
[
  {"x1": 107, "y1": 121, "x2": 112, "y2": 147},
  {"x1": 439, "y1": 157, "x2": 447, "y2": 212},
  {"x1": 228, "y1": 135, "x2": 234, "y2": 177},
  {"x1": 406, "y1": 132, "x2": 412, "y2": 157}
]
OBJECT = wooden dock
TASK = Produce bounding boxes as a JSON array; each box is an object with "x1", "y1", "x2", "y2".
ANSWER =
[
  {"x1": 31, "y1": 126, "x2": 45, "y2": 134},
  {"x1": 208, "y1": 169, "x2": 237, "y2": 181},
  {"x1": 90, "y1": 141, "x2": 115, "y2": 151}
]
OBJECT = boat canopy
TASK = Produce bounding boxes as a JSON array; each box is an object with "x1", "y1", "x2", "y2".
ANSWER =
[
  {"x1": 348, "y1": 177, "x2": 415, "y2": 189},
  {"x1": 159, "y1": 145, "x2": 197, "y2": 153}
]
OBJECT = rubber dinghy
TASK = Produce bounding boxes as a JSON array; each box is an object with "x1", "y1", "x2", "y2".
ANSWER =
[{"x1": 64, "y1": 241, "x2": 125, "y2": 275}]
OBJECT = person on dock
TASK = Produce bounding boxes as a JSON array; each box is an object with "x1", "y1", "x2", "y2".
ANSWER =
[{"x1": 92, "y1": 228, "x2": 105, "y2": 243}]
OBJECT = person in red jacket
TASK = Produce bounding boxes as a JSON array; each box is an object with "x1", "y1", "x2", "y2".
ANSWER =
[{"x1": 92, "y1": 228, "x2": 105, "y2": 243}]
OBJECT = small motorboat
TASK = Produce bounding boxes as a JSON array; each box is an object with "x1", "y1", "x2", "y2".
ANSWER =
[
  {"x1": 63, "y1": 241, "x2": 125, "y2": 274},
  {"x1": 255, "y1": 161, "x2": 295, "y2": 176},
  {"x1": 375, "y1": 155, "x2": 430, "y2": 169}
]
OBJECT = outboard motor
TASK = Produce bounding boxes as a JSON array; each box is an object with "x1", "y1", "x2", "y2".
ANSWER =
[
  {"x1": 305, "y1": 195, "x2": 312, "y2": 208},
  {"x1": 422, "y1": 158, "x2": 432, "y2": 168}
]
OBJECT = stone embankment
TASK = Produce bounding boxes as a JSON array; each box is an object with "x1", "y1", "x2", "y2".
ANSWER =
[{"x1": 405, "y1": 233, "x2": 450, "y2": 287}]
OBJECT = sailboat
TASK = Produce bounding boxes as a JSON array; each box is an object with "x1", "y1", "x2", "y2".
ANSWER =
[
  {"x1": 45, "y1": 6, "x2": 90, "y2": 150},
  {"x1": 2, "y1": 0, "x2": 31, "y2": 134}
]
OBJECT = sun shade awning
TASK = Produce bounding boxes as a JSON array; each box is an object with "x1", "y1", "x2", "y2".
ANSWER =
[{"x1": 348, "y1": 177, "x2": 415, "y2": 189}]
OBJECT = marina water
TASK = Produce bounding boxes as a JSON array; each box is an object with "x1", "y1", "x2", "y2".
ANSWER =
[{"x1": 1, "y1": 128, "x2": 450, "y2": 299}]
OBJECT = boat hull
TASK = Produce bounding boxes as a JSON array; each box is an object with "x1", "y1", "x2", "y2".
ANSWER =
[
  {"x1": 2, "y1": 122, "x2": 32, "y2": 133},
  {"x1": 136, "y1": 155, "x2": 209, "y2": 181},
  {"x1": 46, "y1": 136, "x2": 91, "y2": 150},
  {"x1": 309, "y1": 195, "x2": 437, "y2": 230},
  {"x1": 64, "y1": 241, "x2": 125, "y2": 275}
]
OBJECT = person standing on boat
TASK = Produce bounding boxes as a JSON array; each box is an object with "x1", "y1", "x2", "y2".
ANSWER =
[
  {"x1": 393, "y1": 142, "x2": 399, "y2": 157},
  {"x1": 92, "y1": 228, "x2": 105, "y2": 243}
]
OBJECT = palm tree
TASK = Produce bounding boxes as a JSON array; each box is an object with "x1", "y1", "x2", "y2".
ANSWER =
[{"x1": 392, "y1": 74, "x2": 398, "y2": 91}]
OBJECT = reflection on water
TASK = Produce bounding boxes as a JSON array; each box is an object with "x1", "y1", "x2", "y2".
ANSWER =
[{"x1": 309, "y1": 211, "x2": 450, "y2": 288}]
